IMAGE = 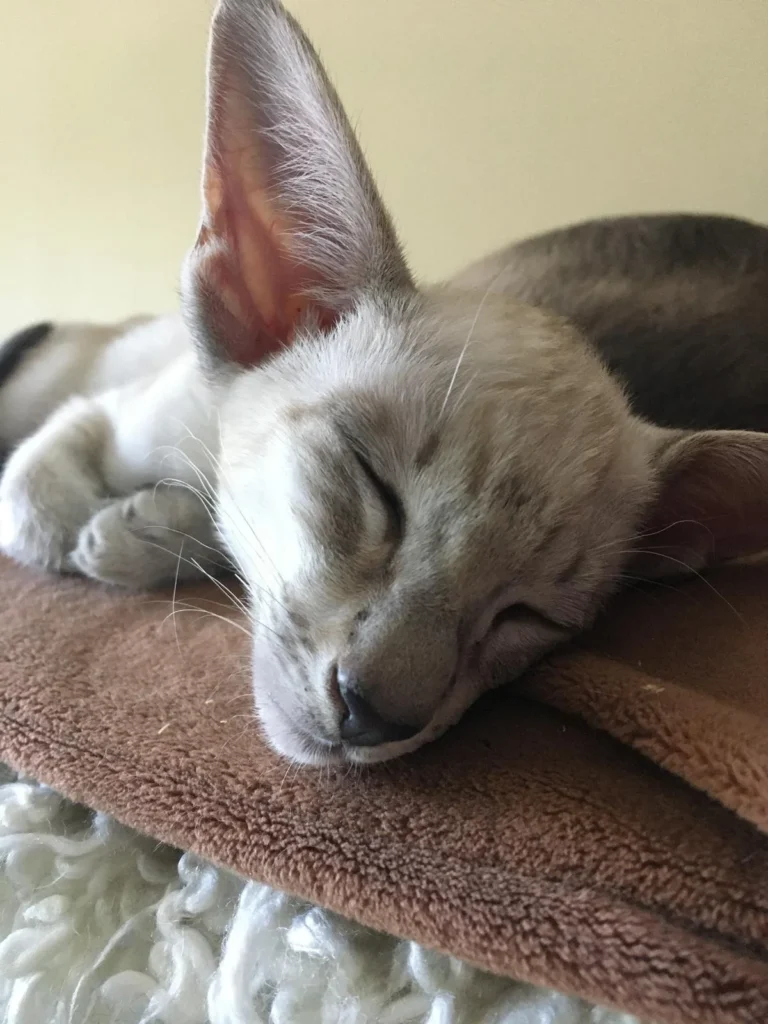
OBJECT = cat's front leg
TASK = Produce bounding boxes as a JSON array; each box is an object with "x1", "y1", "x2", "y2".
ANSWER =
[
  {"x1": 71, "y1": 485, "x2": 230, "y2": 588},
  {"x1": 0, "y1": 396, "x2": 109, "y2": 571},
  {"x1": 0, "y1": 401, "x2": 229, "y2": 588}
]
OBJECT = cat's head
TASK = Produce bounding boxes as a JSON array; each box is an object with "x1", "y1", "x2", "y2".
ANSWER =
[{"x1": 182, "y1": 0, "x2": 768, "y2": 765}]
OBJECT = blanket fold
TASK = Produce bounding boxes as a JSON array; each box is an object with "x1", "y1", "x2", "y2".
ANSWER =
[{"x1": 1, "y1": 556, "x2": 767, "y2": 1024}]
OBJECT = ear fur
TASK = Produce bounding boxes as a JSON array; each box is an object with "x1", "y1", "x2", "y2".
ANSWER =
[
  {"x1": 633, "y1": 424, "x2": 768, "y2": 578},
  {"x1": 182, "y1": 0, "x2": 412, "y2": 369}
]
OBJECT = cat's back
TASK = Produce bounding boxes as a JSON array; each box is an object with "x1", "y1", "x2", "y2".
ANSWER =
[{"x1": 453, "y1": 214, "x2": 768, "y2": 432}]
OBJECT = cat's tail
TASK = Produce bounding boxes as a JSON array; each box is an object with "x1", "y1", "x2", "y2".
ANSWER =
[
  {"x1": 0, "y1": 316, "x2": 152, "y2": 453},
  {"x1": 0, "y1": 322, "x2": 54, "y2": 394}
]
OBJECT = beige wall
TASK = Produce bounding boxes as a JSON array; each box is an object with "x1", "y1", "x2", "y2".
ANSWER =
[{"x1": 2, "y1": 0, "x2": 767, "y2": 332}]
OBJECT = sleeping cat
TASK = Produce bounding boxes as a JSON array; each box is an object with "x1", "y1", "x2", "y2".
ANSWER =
[{"x1": 2, "y1": 0, "x2": 768, "y2": 767}]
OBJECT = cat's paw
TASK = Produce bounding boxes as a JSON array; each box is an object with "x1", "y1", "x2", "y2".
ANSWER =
[
  {"x1": 71, "y1": 488, "x2": 222, "y2": 589},
  {"x1": 71, "y1": 491, "x2": 177, "y2": 588}
]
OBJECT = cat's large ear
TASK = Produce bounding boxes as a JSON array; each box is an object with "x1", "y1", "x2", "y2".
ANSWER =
[
  {"x1": 632, "y1": 425, "x2": 768, "y2": 578},
  {"x1": 182, "y1": 0, "x2": 413, "y2": 369}
]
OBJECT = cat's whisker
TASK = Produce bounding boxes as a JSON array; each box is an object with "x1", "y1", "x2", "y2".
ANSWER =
[
  {"x1": 152, "y1": 595, "x2": 289, "y2": 652},
  {"x1": 447, "y1": 371, "x2": 479, "y2": 422},
  {"x1": 224, "y1": 711, "x2": 259, "y2": 723},
  {"x1": 154, "y1": 473, "x2": 218, "y2": 518},
  {"x1": 137, "y1": 546, "x2": 285, "y2": 645},
  {"x1": 187, "y1": 560, "x2": 251, "y2": 618},
  {"x1": 178, "y1": 594, "x2": 251, "y2": 618},
  {"x1": 129, "y1": 518, "x2": 227, "y2": 562},
  {"x1": 129, "y1": 519, "x2": 291, "y2": 622},
  {"x1": 592, "y1": 517, "x2": 717, "y2": 556},
  {"x1": 277, "y1": 756, "x2": 297, "y2": 797},
  {"x1": 611, "y1": 548, "x2": 745, "y2": 625},
  {"x1": 217, "y1": 476, "x2": 287, "y2": 592},
  {"x1": 162, "y1": 426, "x2": 273, "y2": 576},
  {"x1": 440, "y1": 262, "x2": 510, "y2": 419},
  {"x1": 617, "y1": 572, "x2": 685, "y2": 594},
  {"x1": 633, "y1": 518, "x2": 716, "y2": 547},
  {"x1": 199, "y1": 663, "x2": 251, "y2": 708},
  {"x1": 220, "y1": 690, "x2": 257, "y2": 706},
  {"x1": 171, "y1": 537, "x2": 185, "y2": 658},
  {"x1": 154, "y1": 444, "x2": 218, "y2": 502},
  {"x1": 160, "y1": 602, "x2": 252, "y2": 639},
  {"x1": 241, "y1": 577, "x2": 294, "y2": 619}
]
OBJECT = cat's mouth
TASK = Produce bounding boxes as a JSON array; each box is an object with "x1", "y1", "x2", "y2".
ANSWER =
[
  {"x1": 341, "y1": 670, "x2": 475, "y2": 765},
  {"x1": 255, "y1": 665, "x2": 467, "y2": 767}
]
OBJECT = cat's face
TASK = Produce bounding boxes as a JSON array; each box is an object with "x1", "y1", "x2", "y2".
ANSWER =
[
  {"x1": 214, "y1": 290, "x2": 653, "y2": 764},
  {"x1": 185, "y1": 0, "x2": 768, "y2": 765}
]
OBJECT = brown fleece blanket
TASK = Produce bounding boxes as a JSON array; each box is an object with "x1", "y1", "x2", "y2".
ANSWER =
[{"x1": 1, "y1": 555, "x2": 767, "y2": 1024}]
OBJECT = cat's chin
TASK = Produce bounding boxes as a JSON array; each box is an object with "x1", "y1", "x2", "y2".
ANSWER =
[
  {"x1": 255, "y1": 692, "x2": 345, "y2": 767},
  {"x1": 341, "y1": 724, "x2": 449, "y2": 765},
  {"x1": 257, "y1": 692, "x2": 432, "y2": 767}
]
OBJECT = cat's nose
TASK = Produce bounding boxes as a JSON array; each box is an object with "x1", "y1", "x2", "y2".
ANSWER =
[{"x1": 335, "y1": 667, "x2": 419, "y2": 747}]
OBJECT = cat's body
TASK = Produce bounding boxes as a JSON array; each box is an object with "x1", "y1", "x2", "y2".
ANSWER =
[
  {"x1": 459, "y1": 213, "x2": 768, "y2": 431},
  {"x1": 3, "y1": 0, "x2": 768, "y2": 767}
]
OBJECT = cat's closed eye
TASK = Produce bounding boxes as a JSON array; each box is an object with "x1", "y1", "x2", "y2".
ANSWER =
[
  {"x1": 490, "y1": 603, "x2": 572, "y2": 634},
  {"x1": 352, "y1": 450, "x2": 404, "y2": 543}
]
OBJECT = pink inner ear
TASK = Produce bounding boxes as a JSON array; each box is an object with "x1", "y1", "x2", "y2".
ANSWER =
[
  {"x1": 193, "y1": 78, "x2": 343, "y2": 369},
  {"x1": 194, "y1": 232, "x2": 283, "y2": 367},
  {"x1": 194, "y1": 151, "x2": 304, "y2": 366},
  {"x1": 194, "y1": 180, "x2": 343, "y2": 367}
]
